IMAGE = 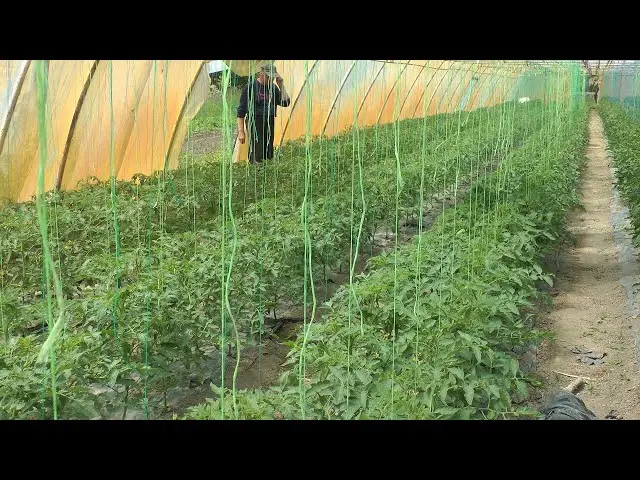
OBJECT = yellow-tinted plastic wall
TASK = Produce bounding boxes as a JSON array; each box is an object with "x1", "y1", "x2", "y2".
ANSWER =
[
  {"x1": 1, "y1": 60, "x2": 548, "y2": 202},
  {"x1": 231, "y1": 60, "x2": 526, "y2": 163},
  {"x1": 0, "y1": 60, "x2": 208, "y2": 203}
]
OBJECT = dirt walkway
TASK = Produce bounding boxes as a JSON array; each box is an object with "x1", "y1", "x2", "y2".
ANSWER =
[{"x1": 533, "y1": 109, "x2": 640, "y2": 419}]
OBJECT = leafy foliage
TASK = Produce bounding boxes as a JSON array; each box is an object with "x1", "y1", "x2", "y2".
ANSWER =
[
  {"x1": 599, "y1": 99, "x2": 640, "y2": 242},
  {"x1": 187, "y1": 101, "x2": 589, "y2": 419},
  {"x1": 0, "y1": 97, "x2": 587, "y2": 419},
  {"x1": 188, "y1": 88, "x2": 242, "y2": 135}
]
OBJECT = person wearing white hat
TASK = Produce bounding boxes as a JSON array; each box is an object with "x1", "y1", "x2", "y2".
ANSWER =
[{"x1": 236, "y1": 62, "x2": 291, "y2": 164}]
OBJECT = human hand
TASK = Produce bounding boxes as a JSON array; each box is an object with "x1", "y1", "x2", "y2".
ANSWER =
[{"x1": 238, "y1": 131, "x2": 246, "y2": 144}]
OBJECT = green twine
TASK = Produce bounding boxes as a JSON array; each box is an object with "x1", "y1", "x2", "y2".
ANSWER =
[
  {"x1": 0, "y1": 249, "x2": 6, "y2": 343},
  {"x1": 298, "y1": 60, "x2": 317, "y2": 419},
  {"x1": 221, "y1": 61, "x2": 241, "y2": 419},
  {"x1": 34, "y1": 60, "x2": 66, "y2": 419},
  {"x1": 109, "y1": 61, "x2": 121, "y2": 341},
  {"x1": 143, "y1": 60, "x2": 158, "y2": 419}
]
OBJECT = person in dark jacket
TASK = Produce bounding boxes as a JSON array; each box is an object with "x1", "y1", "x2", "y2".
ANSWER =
[
  {"x1": 593, "y1": 82, "x2": 600, "y2": 104},
  {"x1": 236, "y1": 62, "x2": 291, "y2": 164}
]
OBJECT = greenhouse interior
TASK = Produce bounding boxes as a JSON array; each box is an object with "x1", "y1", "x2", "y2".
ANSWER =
[{"x1": 1, "y1": 59, "x2": 639, "y2": 420}]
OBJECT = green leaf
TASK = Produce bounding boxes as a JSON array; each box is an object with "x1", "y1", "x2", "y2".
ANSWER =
[
  {"x1": 488, "y1": 384, "x2": 501, "y2": 399},
  {"x1": 510, "y1": 358, "x2": 519, "y2": 377},
  {"x1": 329, "y1": 366, "x2": 346, "y2": 383},
  {"x1": 108, "y1": 369, "x2": 120, "y2": 387},
  {"x1": 439, "y1": 385, "x2": 450, "y2": 404},
  {"x1": 360, "y1": 389, "x2": 368, "y2": 410},
  {"x1": 210, "y1": 383, "x2": 223, "y2": 396},
  {"x1": 457, "y1": 406, "x2": 475, "y2": 420},
  {"x1": 345, "y1": 400, "x2": 360, "y2": 420},
  {"x1": 516, "y1": 379, "x2": 529, "y2": 397},
  {"x1": 471, "y1": 345, "x2": 482, "y2": 363},
  {"x1": 464, "y1": 385, "x2": 475, "y2": 405},
  {"x1": 355, "y1": 369, "x2": 372, "y2": 386},
  {"x1": 449, "y1": 367, "x2": 465, "y2": 381},
  {"x1": 435, "y1": 407, "x2": 459, "y2": 418},
  {"x1": 505, "y1": 302, "x2": 519, "y2": 315},
  {"x1": 458, "y1": 331, "x2": 473, "y2": 343},
  {"x1": 376, "y1": 379, "x2": 393, "y2": 395}
]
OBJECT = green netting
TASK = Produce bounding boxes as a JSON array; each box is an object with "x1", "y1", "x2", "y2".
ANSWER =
[{"x1": 601, "y1": 61, "x2": 640, "y2": 119}]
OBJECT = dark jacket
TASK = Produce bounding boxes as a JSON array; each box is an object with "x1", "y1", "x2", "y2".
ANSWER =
[{"x1": 237, "y1": 79, "x2": 291, "y2": 120}]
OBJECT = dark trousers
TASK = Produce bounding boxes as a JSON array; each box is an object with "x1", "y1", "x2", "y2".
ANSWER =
[{"x1": 247, "y1": 115, "x2": 275, "y2": 164}]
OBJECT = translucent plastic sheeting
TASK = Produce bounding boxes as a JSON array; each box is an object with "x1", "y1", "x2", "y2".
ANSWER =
[
  {"x1": 1, "y1": 59, "x2": 560, "y2": 200},
  {"x1": 0, "y1": 60, "x2": 208, "y2": 203},
  {"x1": 230, "y1": 60, "x2": 526, "y2": 163}
]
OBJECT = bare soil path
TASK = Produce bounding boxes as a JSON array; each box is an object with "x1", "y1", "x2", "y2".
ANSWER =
[{"x1": 533, "y1": 109, "x2": 640, "y2": 420}]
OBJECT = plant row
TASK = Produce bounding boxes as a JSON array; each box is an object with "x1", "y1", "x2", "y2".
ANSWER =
[{"x1": 185, "y1": 101, "x2": 589, "y2": 420}]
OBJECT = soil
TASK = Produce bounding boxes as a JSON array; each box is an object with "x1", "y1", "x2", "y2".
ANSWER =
[
  {"x1": 224, "y1": 322, "x2": 299, "y2": 390},
  {"x1": 153, "y1": 155, "x2": 499, "y2": 418},
  {"x1": 530, "y1": 109, "x2": 640, "y2": 419},
  {"x1": 153, "y1": 108, "x2": 640, "y2": 420},
  {"x1": 181, "y1": 130, "x2": 223, "y2": 156},
  {"x1": 156, "y1": 108, "x2": 640, "y2": 420}
]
